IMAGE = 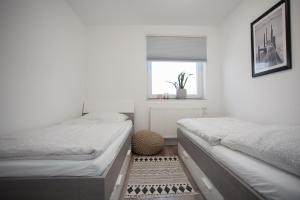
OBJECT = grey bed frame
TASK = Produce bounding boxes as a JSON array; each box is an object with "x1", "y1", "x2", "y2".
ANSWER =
[
  {"x1": 0, "y1": 113, "x2": 134, "y2": 200},
  {"x1": 177, "y1": 128, "x2": 265, "y2": 200}
]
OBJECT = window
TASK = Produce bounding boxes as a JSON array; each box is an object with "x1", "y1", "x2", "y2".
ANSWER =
[
  {"x1": 146, "y1": 36, "x2": 207, "y2": 99},
  {"x1": 148, "y1": 61, "x2": 205, "y2": 98}
]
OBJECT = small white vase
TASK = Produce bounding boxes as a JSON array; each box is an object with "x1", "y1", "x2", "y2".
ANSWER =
[{"x1": 176, "y1": 89, "x2": 187, "y2": 99}]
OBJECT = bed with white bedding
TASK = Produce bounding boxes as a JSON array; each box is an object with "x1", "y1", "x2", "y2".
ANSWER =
[
  {"x1": 0, "y1": 111, "x2": 134, "y2": 200},
  {"x1": 177, "y1": 117, "x2": 300, "y2": 200},
  {"x1": 0, "y1": 120, "x2": 132, "y2": 177}
]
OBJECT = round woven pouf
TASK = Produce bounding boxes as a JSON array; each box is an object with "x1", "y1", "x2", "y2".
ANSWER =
[{"x1": 132, "y1": 130, "x2": 164, "y2": 156}]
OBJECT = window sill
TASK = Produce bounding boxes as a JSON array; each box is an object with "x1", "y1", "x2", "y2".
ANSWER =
[{"x1": 147, "y1": 97, "x2": 207, "y2": 101}]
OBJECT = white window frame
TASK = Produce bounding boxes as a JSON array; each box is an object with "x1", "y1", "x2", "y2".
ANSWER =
[{"x1": 147, "y1": 60, "x2": 205, "y2": 99}]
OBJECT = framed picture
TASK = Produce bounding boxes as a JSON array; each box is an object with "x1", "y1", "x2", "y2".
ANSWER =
[{"x1": 251, "y1": 0, "x2": 291, "y2": 77}]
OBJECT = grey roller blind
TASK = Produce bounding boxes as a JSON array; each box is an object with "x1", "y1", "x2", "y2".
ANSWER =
[{"x1": 146, "y1": 36, "x2": 207, "y2": 62}]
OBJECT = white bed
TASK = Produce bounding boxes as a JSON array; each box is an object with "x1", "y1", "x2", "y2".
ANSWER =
[
  {"x1": 178, "y1": 120, "x2": 300, "y2": 200},
  {"x1": 0, "y1": 120, "x2": 132, "y2": 177},
  {"x1": 0, "y1": 109, "x2": 134, "y2": 200}
]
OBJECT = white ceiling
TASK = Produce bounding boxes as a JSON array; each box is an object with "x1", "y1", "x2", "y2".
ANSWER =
[{"x1": 66, "y1": 0, "x2": 242, "y2": 26}]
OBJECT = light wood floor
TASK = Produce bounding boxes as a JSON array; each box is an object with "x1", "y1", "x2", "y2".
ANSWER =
[{"x1": 121, "y1": 146, "x2": 205, "y2": 200}]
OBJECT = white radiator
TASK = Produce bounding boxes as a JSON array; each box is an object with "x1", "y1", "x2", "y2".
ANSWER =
[{"x1": 149, "y1": 107, "x2": 204, "y2": 138}]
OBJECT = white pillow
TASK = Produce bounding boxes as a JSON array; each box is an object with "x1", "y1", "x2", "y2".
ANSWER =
[{"x1": 82, "y1": 112, "x2": 129, "y2": 122}]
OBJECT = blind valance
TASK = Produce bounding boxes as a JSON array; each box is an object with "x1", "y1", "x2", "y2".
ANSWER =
[{"x1": 146, "y1": 36, "x2": 207, "y2": 62}]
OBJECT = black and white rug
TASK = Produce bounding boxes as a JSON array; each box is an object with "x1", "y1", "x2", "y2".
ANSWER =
[{"x1": 124, "y1": 156, "x2": 197, "y2": 199}]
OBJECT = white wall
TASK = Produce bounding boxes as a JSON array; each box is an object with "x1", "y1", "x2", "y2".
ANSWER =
[
  {"x1": 0, "y1": 0, "x2": 86, "y2": 133},
  {"x1": 220, "y1": 0, "x2": 300, "y2": 125},
  {"x1": 5, "y1": 0, "x2": 297, "y2": 135},
  {"x1": 86, "y1": 25, "x2": 223, "y2": 133}
]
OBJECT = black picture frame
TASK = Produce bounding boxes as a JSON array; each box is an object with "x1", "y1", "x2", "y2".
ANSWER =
[{"x1": 251, "y1": 0, "x2": 291, "y2": 77}]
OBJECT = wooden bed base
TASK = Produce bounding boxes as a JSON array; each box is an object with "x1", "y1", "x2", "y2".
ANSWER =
[
  {"x1": 0, "y1": 116, "x2": 134, "y2": 200},
  {"x1": 177, "y1": 128, "x2": 265, "y2": 200}
]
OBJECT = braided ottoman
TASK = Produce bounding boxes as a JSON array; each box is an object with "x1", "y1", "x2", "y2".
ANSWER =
[{"x1": 132, "y1": 130, "x2": 164, "y2": 155}]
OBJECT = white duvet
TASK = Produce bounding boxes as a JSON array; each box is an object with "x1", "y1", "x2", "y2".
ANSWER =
[
  {"x1": 177, "y1": 117, "x2": 300, "y2": 177},
  {"x1": 222, "y1": 125, "x2": 300, "y2": 177},
  {"x1": 0, "y1": 120, "x2": 131, "y2": 161},
  {"x1": 177, "y1": 117, "x2": 261, "y2": 145}
]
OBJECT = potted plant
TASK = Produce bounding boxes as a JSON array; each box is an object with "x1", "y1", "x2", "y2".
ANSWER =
[{"x1": 167, "y1": 72, "x2": 193, "y2": 99}]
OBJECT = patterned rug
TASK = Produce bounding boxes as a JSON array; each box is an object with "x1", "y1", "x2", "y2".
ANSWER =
[{"x1": 124, "y1": 156, "x2": 197, "y2": 199}]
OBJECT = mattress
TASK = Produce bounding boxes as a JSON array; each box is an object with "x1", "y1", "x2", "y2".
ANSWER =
[
  {"x1": 213, "y1": 146, "x2": 300, "y2": 200},
  {"x1": 0, "y1": 121, "x2": 132, "y2": 177}
]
